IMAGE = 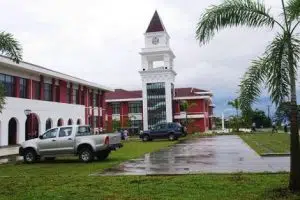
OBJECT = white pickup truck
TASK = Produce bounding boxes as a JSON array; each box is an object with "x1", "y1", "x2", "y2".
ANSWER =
[{"x1": 19, "y1": 125, "x2": 123, "y2": 163}]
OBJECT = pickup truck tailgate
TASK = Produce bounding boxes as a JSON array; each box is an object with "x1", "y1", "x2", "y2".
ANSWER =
[{"x1": 107, "y1": 133, "x2": 121, "y2": 145}]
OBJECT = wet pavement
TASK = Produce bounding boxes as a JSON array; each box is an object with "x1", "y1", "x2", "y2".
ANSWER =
[{"x1": 96, "y1": 135, "x2": 289, "y2": 176}]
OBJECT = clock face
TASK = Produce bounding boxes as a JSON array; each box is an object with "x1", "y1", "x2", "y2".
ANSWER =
[{"x1": 152, "y1": 36, "x2": 159, "y2": 45}]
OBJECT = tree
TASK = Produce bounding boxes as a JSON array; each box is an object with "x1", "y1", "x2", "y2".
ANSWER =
[
  {"x1": 180, "y1": 100, "x2": 197, "y2": 127},
  {"x1": 112, "y1": 120, "x2": 120, "y2": 132},
  {"x1": 196, "y1": 0, "x2": 300, "y2": 190},
  {"x1": 251, "y1": 109, "x2": 271, "y2": 128},
  {"x1": 228, "y1": 98, "x2": 240, "y2": 131},
  {"x1": 0, "y1": 32, "x2": 22, "y2": 63},
  {"x1": 275, "y1": 101, "x2": 300, "y2": 124},
  {"x1": 0, "y1": 31, "x2": 23, "y2": 113}
]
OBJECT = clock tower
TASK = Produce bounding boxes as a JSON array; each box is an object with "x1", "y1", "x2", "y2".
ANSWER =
[{"x1": 139, "y1": 11, "x2": 176, "y2": 130}]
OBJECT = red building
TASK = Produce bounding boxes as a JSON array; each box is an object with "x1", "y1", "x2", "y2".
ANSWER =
[{"x1": 105, "y1": 87, "x2": 214, "y2": 133}]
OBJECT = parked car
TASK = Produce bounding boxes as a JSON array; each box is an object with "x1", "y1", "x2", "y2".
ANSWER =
[
  {"x1": 19, "y1": 125, "x2": 123, "y2": 163},
  {"x1": 139, "y1": 122, "x2": 186, "y2": 142}
]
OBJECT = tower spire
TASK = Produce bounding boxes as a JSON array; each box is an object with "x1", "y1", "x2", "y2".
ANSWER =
[{"x1": 146, "y1": 10, "x2": 166, "y2": 33}]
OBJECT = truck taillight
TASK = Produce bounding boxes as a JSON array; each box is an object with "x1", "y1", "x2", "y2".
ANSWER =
[{"x1": 105, "y1": 136, "x2": 109, "y2": 145}]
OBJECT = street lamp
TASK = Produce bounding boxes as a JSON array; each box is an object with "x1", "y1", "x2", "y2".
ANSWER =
[{"x1": 24, "y1": 109, "x2": 32, "y2": 116}]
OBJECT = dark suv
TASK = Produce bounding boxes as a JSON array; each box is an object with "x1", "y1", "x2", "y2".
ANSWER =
[{"x1": 140, "y1": 122, "x2": 186, "y2": 141}]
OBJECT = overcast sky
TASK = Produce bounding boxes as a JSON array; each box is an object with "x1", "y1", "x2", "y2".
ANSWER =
[{"x1": 0, "y1": 0, "x2": 293, "y2": 116}]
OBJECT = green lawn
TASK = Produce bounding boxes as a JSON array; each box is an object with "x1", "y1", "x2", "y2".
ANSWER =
[
  {"x1": 0, "y1": 138, "x2": 298, "y2": 200},
  {"x1": 240, "y1": 133, "x2": 290, "y2": 154}
]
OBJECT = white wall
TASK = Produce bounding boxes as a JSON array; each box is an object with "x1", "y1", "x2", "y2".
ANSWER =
[{"x1": 0, "y1": 97, "x2": 85, "y2": 146}]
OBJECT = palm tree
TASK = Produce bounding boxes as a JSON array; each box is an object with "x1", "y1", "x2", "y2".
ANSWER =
[
  {"x1": 0, "y1": 31, "x2": 22, "y2": 112},
  {"x1": 228, "y1": 98, "x2": 240, "y2": 131},
  {"x1": 0, "y1": 31, "x2": 22, "y2": 63},
  {"x1": 180, "y1": 100, "x2": 197, "y2": 127},
  {"x1": 196, "y1": 0, "x2": 300, "y2": 191}
]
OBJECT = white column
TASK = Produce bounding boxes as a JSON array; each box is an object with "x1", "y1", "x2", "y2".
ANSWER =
[
  {"x1": 141, "y1": 56, "x2": 148, "y2": 70},
  {"x1": 40, "y1": 118, "x2": 46, "y2": 135},
  {"x1": 164, "y1": 54, "x2": 170, "y2": 69},
  {"x1": 0, "y1": 119, "x2": 8, "y2": 146},
  {"x1": 222, "y1": 112, "x2": 225, "y2": 131},
  {"x1": 142, "y1": 83, "x2": 148, "y2": 131},
  {"x1": 18, "y1": 117, "x2": 26, "y2": 144},
  {"x1": 165, "y1": 82, "x2": 173, "y2": 122}
]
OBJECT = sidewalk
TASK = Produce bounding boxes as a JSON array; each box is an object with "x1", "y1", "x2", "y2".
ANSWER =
[{"x1": 0, "y1": 146, "x2": 19, "y2": 158}]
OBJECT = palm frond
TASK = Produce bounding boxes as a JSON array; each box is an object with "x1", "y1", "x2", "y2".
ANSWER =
[
  {"x1": 196, "y1": 0, "x2": 277, "y2": 45},
  {"x1": 239, "y1": 57, "x2": 268, "y2": 112},
  {"x1": 286, "y1": 0, "x2": 300, "y2": 22},
  {"x1": 240, "y1": 33, "x2": 300, "y2": 111},
  {"x1": 0, "y1": 31, "x2": 22, "y2": 63},
  {"x1": 264, "y1": 33, "x2": 290, "y2": 105}
]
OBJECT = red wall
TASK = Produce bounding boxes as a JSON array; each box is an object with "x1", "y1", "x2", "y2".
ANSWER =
[
  {"x1": 106, "y1": 103, "x2": 113, "y2": 131},
  {"x1": 121, "y1": 102, "x2": 129, "y2": 128},
  {"x1": 59, "y1": 80, "x2": 67, "y2": 103}
]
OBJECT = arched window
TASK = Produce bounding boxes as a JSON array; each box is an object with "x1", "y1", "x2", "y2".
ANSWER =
[
  {"x1": 25, "y1": 113, "x2": 40, "y2": 140},
  {"x1": 77, "y1": 119, "x2": 81, "y2": 125},
  {"x1": 46, "y1": 118, "x2": 52, "y2": 130},
  {"x1": 8, "y1": 118, "x2": 18, "y2": 145},
  {"x1": 57, "y1": 118, "x2": 64, "y2": 127},
  {"x1": 68, "y1": 119, "x2": 73, "y2": 125}
]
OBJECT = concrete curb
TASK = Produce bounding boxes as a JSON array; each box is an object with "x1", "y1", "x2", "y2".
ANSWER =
[{"x1": 261, "y1": 153, "x2": 290, "y2": 157}]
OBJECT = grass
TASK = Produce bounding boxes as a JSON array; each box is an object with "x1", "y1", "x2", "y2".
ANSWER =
[
  {"x1": 0, "y1": 137, "x2": 298, "y2": 200},
  {"x1": 0, "y1": 172, "x2": 298, "y2": 199},
  {"x1": 240, "y1": 133, "x2": 290, "y2": 155},
  {"x1": 0, "y1": 139, "x2": 176, "y2": 177}
]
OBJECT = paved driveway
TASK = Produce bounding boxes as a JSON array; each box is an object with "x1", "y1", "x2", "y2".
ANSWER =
[{"x1": 99, "y1": 135, "x2": 289, "y2": 175}]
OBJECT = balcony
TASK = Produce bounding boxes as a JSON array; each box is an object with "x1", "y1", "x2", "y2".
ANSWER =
[{"x1": 174, "y1": 112, "x2": 205, "y2": 119}]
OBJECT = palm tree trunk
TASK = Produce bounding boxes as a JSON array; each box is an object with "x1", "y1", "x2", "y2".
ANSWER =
[
  {"x1": 236, "y1": 108, "x2": 239, "y2": 132},
  {"x1": 287, "y1": 33, "x2": 300, "y2": 191}
]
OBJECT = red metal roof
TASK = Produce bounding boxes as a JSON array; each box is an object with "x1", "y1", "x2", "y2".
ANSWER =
[
  {"x1": 146, "y1": 11, "x2": 165, "y2": 33},
  {"x1": 174, "y1": 88, "x2": 208, "y2": 97},
  {"x1": 105, "y1": 89, "x2": 142, "y2": 100},
  {"x1": 105, "y1": 87, "x2": 210, "y2": 101}
]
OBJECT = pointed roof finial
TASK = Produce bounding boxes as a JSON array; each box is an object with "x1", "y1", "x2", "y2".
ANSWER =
[{"x1": 146, "y1": 10, "x2": 166, "y2": 33}]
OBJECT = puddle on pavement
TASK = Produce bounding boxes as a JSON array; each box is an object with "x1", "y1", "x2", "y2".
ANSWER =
[{"x1": 92, "y1": 136, "x2": 290, "y2": 176}]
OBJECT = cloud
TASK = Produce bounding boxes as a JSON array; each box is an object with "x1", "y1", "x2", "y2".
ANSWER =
[{"x1": 0, "y1": 0, "x2": 296, "y2": 116}]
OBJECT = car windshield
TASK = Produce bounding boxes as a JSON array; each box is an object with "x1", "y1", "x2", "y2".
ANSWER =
[{"x1": 76, "y1": 126, "x2": 92, "y2": 136}]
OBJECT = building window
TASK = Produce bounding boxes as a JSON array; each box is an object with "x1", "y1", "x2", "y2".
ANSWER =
[
  {"x1": 112, "y1": 103, "x2": 120, "y2": 114},
  {"x1": 93, "y1": 92, "x2": 97, "y2": 107},
  {"x1": 19, "y1": 78, "x2": 27, "y2": 98},
  {"x1": 147, "y1": 82, "x2": 166, "y2": 129},
  {"x1": 72, "y1": 88, "x2": 79, "y2": 104},
  {"x1": 54, "y1": 85, "x2": 60, "y2": 102},
  {"x1": 131, "y1": 120, "x2": 143, "y2": 129},
  {"x1": 129, "y1": 102, "x2": 142, "y2": 113},
  {"x1": 44, "y1": 83, "x2": 52, "y2": 101},
  {"x1": 32, "y1": 81, "x2": 40, "y2": 100},
  {"x1": 67, "y1": 87, "x2": 71, "y2": 103},
  {"x1": 0, "y1": 73, "x2": 15, "y2": 97},
  {"x1": 81, "y1": 89, "x2": 84, "y2": 105}
]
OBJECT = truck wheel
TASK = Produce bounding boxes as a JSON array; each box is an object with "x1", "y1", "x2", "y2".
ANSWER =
[
  {"x1": 96, "y1": 150, "x2": 110, "y2": 161},
  {"x1": 23, "y1": 149, "x2": 37, "y2": 164},
  {"x1": 79, "y1": 148, "x2": 94, "y2": 163},
  {"x1": 142, "y1": 135, "x2": 150, "y2": 142},
  {"x1": 168, "y1": 134, "x2": 175, "y2": 141}
]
